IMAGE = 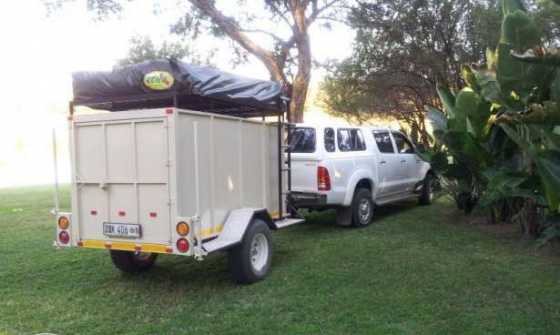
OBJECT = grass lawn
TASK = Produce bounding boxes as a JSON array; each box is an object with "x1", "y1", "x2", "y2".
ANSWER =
[{"x1": 1, "y1": 186, "x2": 559, "y2": 335}]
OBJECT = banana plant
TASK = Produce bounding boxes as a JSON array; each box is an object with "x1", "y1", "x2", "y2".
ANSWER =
[{"x1": 427, "y1": 0, "x2": 560, "y2": 239}]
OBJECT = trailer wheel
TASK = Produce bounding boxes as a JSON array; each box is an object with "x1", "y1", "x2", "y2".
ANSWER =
[
  {"x1": 109, "y1": 250, "x2": 158, "y2": 274},
  {"x1": 352, "y1": 188, "x2": 374, "y2": 227},
  {"x1": 419, "y1": 174, "x2": 434, "y2": 206},
  {"x1": 228, "y1": 219, "x2": 273, "y2": 284}
]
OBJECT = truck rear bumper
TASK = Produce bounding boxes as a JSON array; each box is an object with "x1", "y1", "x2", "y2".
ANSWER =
[{"x1": 290, "y1": 192, "x2": 328, "y2": 208}]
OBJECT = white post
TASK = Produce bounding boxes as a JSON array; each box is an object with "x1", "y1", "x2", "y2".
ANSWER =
[{"x1": 51, "y1": 128, "x2": 60, "y2": 215}]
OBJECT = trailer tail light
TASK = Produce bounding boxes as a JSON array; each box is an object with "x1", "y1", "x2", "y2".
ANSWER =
[
  {"x1": 317, "y1": 166, "x2": 331, "y2": 191},
  {"x1": 176, "y1": 238, "x2": 190, "y2": 253},
  {"x1": 58, "y1": 216, "x2": 70, "y2": 230},
  {"x1": 176, "y1": 222, "x2": 190, "y2": 236},
  {"x1": 58, "y1": 231, "x2": 70, "y2": 244}
]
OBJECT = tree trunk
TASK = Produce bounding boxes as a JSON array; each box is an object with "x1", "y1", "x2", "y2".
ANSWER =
[{"x1": 289, "y1": 1, "x2": 312, "y2": 123}]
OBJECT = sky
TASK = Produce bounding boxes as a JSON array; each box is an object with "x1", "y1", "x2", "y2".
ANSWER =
[{"x1": 0, "y1": 0, "x2": 357, "y2": 188}]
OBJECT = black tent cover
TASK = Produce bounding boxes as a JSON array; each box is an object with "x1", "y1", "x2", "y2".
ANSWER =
[{"x1": 72, "y1": 59, "x2": 287, "y2": 117}]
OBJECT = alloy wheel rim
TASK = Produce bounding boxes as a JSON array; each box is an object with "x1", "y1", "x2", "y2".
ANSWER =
[{"x1": 359, "y1": 199, "x2": 372, "y2": 225}]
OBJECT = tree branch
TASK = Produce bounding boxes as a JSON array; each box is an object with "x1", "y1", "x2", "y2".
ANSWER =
[{"x1": 188, "y1": 0, "x2": 286, "y2": 81}]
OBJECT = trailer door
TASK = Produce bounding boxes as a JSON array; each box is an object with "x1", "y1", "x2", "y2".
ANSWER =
[{"x1": 73, "y1": 118, "x2": 172, "y2": 245}]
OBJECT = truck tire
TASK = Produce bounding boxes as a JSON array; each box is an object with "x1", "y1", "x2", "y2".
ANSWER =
[
  {"x1": 228, "y1": 219, "x2": 273, "y2": 284},
  {"x1": 419, "y1": 174, "x2": 434, "y2": 205},
  {"x1": 352, "y1": 188, "x2": 374, "y2": 227},
  {"x1": 109, "y1": 250, "x2": 158, "y2": 274},
  {"x1": 336, "y1": 206, "x2": 353, "y2": 227}
]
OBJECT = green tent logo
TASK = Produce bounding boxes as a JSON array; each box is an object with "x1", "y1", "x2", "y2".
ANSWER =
[{"x1": 143, "y1": 71, "x2": 174, "y2": 90}]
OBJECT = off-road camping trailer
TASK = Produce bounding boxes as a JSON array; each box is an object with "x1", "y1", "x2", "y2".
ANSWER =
[{"x1": 53, "y1": 60, "x2": 303, "y2": 284}]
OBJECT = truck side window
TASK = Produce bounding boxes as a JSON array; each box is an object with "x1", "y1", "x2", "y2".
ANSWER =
[
  {"x1": 373, "y1": 131, "x2": 395, "y2": 153},
  {"x1": 337, "y1": 128, "x2": 366, "y2": 152},
  {"x1": 392, "y1": 132, "x2": 415, "y2": 154},
  {"x1": 289, "y1": 127, "x2": 316, "y2": 153},
  {"x1": 324, "y1": 128, "x2": 336, "y2": 152}
]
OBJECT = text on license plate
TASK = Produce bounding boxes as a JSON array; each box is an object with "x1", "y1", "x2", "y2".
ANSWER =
[{"x1": 103, "y1": 223, "x2": 142, "y2": 238}]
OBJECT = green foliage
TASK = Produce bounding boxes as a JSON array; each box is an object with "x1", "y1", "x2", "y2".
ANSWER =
[
  {"x1": 117, "y1": 35, "x2": 201, "y2": 67},
  {"x1": 430, "y1": 0, "x2": 560, "y2": 241}
]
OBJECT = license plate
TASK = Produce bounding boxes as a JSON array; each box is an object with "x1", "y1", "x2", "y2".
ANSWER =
[{"x1": 103, "y1": 223, "x2": 142, "y2": 238}]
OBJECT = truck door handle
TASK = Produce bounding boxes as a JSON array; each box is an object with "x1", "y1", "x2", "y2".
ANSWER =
[
  {"x1": 400, "y1": 159, "x2": 406, "y2": 163},
  {"x1": 379, "y1": 160, "x2": 387, "y2": 165}
]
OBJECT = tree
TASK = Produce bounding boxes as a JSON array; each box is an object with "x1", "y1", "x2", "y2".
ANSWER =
[
  {"x1": 117, "y1": 35, "x2": 196, "y2": 67},
  {"x1": 44, "y1": 0, "x2": 350, "y2": 122},
  {"x1": 320, "y1": 0, "x2": 502, "y2": 144}
]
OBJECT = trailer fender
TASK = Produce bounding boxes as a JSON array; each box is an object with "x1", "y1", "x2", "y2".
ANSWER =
[{"x1": 202, "y1": 208, "x2": 273, "y2": 254}]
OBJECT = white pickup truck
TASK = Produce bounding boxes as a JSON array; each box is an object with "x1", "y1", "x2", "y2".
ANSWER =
[{"x1": 289, "y1": 124, "x2": 434, "y2": 227}]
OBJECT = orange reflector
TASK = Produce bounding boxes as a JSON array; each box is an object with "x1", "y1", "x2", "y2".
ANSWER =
[
  {"x1": 134, "y1": 245, "x2": 142, "y2": 252},
  {"x1": 77, "y1": 241, "x2": 83, "y2": 247},
  {"x1": 165, "y1": 247, "x2": 173, "y2": 253},
  {"x1": 105, "y1": 242, "x2": 112, "y2": 249},
  {"x1": 176, "y1": 222, "x2": 190, "y2": 236},
  {"x1": 58, "y1": 216, "x2": 70, "y2": 230}
]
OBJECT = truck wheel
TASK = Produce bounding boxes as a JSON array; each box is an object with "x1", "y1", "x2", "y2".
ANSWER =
[
  {"x1": 228, "y1": 219, "x2": 273, "y2": 284},
  {"x1": 419, "y1": 174, "x2": 434, "y2": 205},
  {"x1": 352, "y1": 188, "x2": 374, "y2": 227},
  {"x1": 336, "y1": 207, "x2": 353, "y2": 227},
  {"x1": 109, "y1": 250, "x2": 158, "y2": 274}
]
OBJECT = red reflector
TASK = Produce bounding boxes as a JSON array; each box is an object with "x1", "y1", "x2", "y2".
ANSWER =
[
  {"x1": 176, "y1": 238, "x2": 189, "y2": 253},
  {"x1": 165, "y1": 108, "x2": 174, "y2": 115},
  {"x1": 149, "y1": 212, "x2": 157, "y2": 218},
  {"x1": 58, "y1": 231, "x2": 70, "y2": 244},
  {"x1": 118, "y1": 210, "x2": 126, "y2": 217},
  {"x1": 317, "y1": 166, "x2": 331, "y2": 191},
  {"x1": 90, "y1": 210, "x2": 97, "y2": 216}
]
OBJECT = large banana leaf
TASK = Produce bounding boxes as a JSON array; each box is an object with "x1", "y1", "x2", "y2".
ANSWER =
[
  {"x1": 511, "y1": 48, "x2": 560, "y2": 66},
  {"x1": 501, "y1": 0, "x2": 526, "y2": 15},
  {"x1": 436, "y1": 85, "x2": 456, "y2": 119},
  {"x1": 425, "y1": 106, "x2": 447, "y2": 133},
  {"x1": 500, "y1": 124, "x2": 560, "y2": 212},
  {"x1": 534, "y1": 150, "x2": 560, "y2": 212},
  {"x1": 500, "y1": 11, "x2": 540, "y2": 52}
]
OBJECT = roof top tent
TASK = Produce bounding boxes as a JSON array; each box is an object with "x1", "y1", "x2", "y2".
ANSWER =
[{"x1": 54, "y1": 59, "x2": 303, "y2": 284}]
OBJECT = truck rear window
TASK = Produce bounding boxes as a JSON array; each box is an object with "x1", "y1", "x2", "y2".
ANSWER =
[{"x1": 289, "y1": 128, "x2": 316, "y2": 153}]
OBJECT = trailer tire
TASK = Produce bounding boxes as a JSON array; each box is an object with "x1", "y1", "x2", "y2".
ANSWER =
[
  {"x1": 109, "y1": 250, "x2": 158, "y2": 274},
  {"x1": 351, "y1": 188, "x2": 374, "y2": 227},
  {"x1": 228, "y1": 219, "x2": 272, "y2": 284}
]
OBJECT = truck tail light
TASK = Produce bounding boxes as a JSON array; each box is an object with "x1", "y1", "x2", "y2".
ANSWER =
[
  {"x1": 176, "y1": 238, "x2": 190, "y2": 253},
  {"x1": 58, "y1": 231, "x2": 70, "y2": 244},
  {"x1": 317, "y1": 166, "x2": 331, "y2": 191}
]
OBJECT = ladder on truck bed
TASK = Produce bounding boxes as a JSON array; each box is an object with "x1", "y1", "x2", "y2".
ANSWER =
[{"x1": 275, "y1": 119, "x2": 303, "y2": 229}]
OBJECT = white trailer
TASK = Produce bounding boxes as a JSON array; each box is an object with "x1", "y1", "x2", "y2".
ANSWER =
[
  {"x1": 54, "y1": 107, "x2": 302, "y2": 283},
  {"x1": 54, "y1": 60, "x2": 303, "y2": 284}
]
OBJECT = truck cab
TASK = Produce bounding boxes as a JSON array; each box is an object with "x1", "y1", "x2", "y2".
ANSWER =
[{"x1": 289, "y1": 124, "x2": 434, "y2": 227}]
